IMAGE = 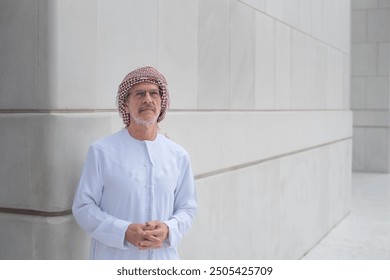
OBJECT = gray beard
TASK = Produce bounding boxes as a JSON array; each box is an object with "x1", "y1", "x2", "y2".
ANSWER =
[{"x1": 131, "y1": 115, "x2": 158, "y2": 127}]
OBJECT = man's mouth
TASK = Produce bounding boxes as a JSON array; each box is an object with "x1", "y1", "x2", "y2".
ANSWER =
[{"x1": 139, "y1": 106, "x2": 155, "y2": 113}]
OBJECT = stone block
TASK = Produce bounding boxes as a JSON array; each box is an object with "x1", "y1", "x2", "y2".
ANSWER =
[
  {"x1": 0, "y1": 113, "x2": 114, "y2": 212},
  {"x1": 353, "y1": 110, "x2": 389, "y2": 127},
  {"x1": 0, "y1": 213, "x2": 88, "y2": 259},
  {"x1": 255, "y1": 12, "x2": 275, "y2": 109},
  {"x1": 352, "y1": 10, "x2": 367, "y2": 43},
  {"x1": 179, "y1": 140, "x2": 352, "y2": 259},
  {"x1": 239, "y1": 0, "x2": 266, "y2": 12},
  {"x1": 266, "y1": 0, "x2": 284, "y2": 22},
  {"x1": 367, "y1": 9, "x2": 390, "y2": 42},
  {"x1": 379, "y1": 0, "x2": 390, "y2": 8},
  {"x1": 311, "y1": 0, "x2": 323, "y2": 39},
  {"x1": 0, "y1": 115, "x2": 31, "y2": 209},
  {"x1": 0, "y1": 0, "x2": 39, "y2": 109},
  {"x1": 198, "y1": 0, "x2": 230, "y2": 109},
  {"x1": 157, "y1": 0, "x2": 198, "y2": 110},
  {"x1": 291, "y1": 30, "x2": 307, "y2": 109},
  {"x1": 322, "y1": 0, "x2": 338, "y2": 47},
  {"x1": 230, "y1": 0, "x2": 255, "y2": 109},
  {"x1": 274, "y1": 21, "x2": 292, "y2": 109},
  {"x1": 284, "y1": 0, "x2": 299, "y2": 28},
  {"x1": 97, "y1": 0, "x2": 158, "y2": 109},
  {"x1": 38, "y1": 0, "x2": 98, "y2": 110},
  {"x1": 351, "y1": 77, "x2": 366, "y2": 109},
  {"x1": 322, "y1": 0, "x2": 350, "y2": 52},
  {"x1": 342, "y1": 54, "x2": 351, "y2": 109},
  {"x1": 352, "y1": 0, "x2": 378, "y2": 9},
  {"x1": 352, "y1": 127, "x2": 366, "y2": 172},
  {"x1": 326, "y1": 50, "x2": 348, "y2": 109},
  {"x1": 366, "y1": 77, "x2": 389, "y2": 110},
  {"x1": 305, "y1": 37, "x2": 319, "y2": 109},
  {"x1": 160, "y1": 111, "x2": 352, "y2": 177},
  {"x1": 298, "y1": 0, "x2": 312, "y2": 34},
  {"x1": 378, "y1": 43, "x2": 389, "y2": 76},
  {"x1": 315, "y1": 41, "x2": 329, "y2": 109},
  {"x1": 351, "y1": 43, "x2": 378, "y2": 76},
  {"x1": 364, "y1": 128, "x2": 390, "y2": 172}
]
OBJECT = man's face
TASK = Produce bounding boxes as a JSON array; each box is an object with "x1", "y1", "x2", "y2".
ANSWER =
[{"x1": 125, "y1": 82, "x2": 162, "y2": 126}]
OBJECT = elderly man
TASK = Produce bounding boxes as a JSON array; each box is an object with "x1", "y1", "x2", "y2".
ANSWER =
[{"x1": 72, "y1": 66, "x2": 197, "y2": 260}]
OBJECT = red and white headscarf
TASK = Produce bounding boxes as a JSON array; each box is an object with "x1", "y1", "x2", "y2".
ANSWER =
[{"x1": 116, "y1": 66, "x2": 170, "y2": 127}]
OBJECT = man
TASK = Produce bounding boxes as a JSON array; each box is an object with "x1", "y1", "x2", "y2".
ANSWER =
[{"x1": 72, "y1": 66, "x2": 197, "y2": 260}]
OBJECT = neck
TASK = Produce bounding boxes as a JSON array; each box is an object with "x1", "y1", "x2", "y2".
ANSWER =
[{"x1": 127, "y1": 123, "x2": 158, "y2": 141}]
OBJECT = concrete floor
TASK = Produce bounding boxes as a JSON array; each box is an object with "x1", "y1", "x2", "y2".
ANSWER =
[{"x1": 303, "y1": 172, "x2": 390, "y2": 259}]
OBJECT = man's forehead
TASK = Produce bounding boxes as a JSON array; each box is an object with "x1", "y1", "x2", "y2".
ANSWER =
[{"x1": 131, "y1": 82, "x2": 159, "y2": 91}]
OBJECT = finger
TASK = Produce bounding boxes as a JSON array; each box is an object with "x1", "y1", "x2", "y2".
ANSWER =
[
  {"x1": 144, "y1": 228, "x2": 160, "y2": 235},
  {"x1": 143, "y1": 222, "x2": 156, "y2": 230},
  {"x1": 126, "y1": 224, "x2": 149, "y2": 245},
  {"x1": 138, "y1": 240, "x2": 162, "y2": 250},
  {"x1": 139, "y1": 243, "x2": 162, "y2": 250},
  {"x1": 143, "y1": 234, "x2": 161, "y2": 242},
  {"x1": 141, "y1": 236, "x2": 161, "y2": 245},
  {"x1": 145, "y1": 226, "x2": 166, "y2": 236},
  {"x1": 138, "y1": 240, "x2": 153, "y2": 248}
]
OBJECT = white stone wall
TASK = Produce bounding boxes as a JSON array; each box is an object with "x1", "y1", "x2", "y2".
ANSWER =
[
  {"x1": 351, "y1": 0, "x2": 390, "y2": 172},
  {"x1": 0, "y1": 0, "x2": 352, "y2": 259}
]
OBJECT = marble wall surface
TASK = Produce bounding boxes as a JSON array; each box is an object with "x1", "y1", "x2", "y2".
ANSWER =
[
  {"x1": 0, "y1": 0, "x2": 352, "y2": 259},
  {"x1": 351, "y1": 0, "x2": 390, "y2": 172}
]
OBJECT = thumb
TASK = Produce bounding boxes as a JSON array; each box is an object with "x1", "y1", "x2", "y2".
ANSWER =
[{"x1": 143, "y1": 222, "x2": 156, "y2": 230}]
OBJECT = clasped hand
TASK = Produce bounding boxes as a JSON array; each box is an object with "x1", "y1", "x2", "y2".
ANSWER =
[{"x1": 125, "y1": 221, "x2": 168, "y2": 250}]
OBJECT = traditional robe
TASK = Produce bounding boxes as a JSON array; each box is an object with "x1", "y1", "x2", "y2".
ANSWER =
[{"x1": 72, "y1": 129, "x2": 197, "y2": 259}]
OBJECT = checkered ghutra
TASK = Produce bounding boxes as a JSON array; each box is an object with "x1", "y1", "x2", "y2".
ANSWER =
[{"x1": 116, "y1": 66, "x2": 170, "y2": 127}]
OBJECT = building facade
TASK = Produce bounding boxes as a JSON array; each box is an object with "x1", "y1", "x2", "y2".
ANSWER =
[
  {"x1": 351, "y1": 0, "x2": 390, "y2": 172},
  {"x1": 0, "y1": 0, "x2": 352, "y2": 259}
]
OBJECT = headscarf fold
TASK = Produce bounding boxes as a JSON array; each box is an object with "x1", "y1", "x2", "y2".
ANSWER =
[{"x1": 117, "y1": 66, "x2": 170, "y2": 127}]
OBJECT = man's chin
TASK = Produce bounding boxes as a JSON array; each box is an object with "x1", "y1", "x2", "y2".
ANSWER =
[{"x1": 132, "y1": 116, "x2": 158, "y2": 126}]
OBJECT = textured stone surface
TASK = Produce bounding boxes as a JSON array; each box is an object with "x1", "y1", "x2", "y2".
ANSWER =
[
  {"x1": 0, "y1": 213, "x2": 89, "y2": 259},
  {"x1": 179, "y1": 140, "x2": 352, "y2": 259},
  {"x1": 0, "y1": 113, "x2": 115, "y2": 212},
  {"x1": 160, "y1": 111, "x2": 352, "y2": 177},
  {"x1": 0, "y1": 0, "x2": 352, "y2": 259},
  {"x1": 351, "y1": 1, "x2": 390, "y2": 172}
]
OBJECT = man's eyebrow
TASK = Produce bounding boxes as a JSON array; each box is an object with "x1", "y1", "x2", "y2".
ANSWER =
[{"x1": 133, "y1": 87, "x2": 159, "y2": 92}]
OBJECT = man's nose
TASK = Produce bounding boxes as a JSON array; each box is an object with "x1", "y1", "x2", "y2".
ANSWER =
[{"x1": 143, "y1": 92, "x2": 153, "y2": 103}]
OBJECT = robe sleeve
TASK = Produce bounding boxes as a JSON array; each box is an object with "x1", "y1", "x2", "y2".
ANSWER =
[
  {"x1": 163, "y1": 152, "x2": 198, "y2": 248},
  {"x1": 72, "y1": 145, "x2": 131, "y2": 250}
]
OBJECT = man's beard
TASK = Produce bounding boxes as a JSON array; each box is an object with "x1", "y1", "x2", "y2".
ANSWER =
[{"x1": 131, "y1": 114, "x2": 159, "y2": 127}]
